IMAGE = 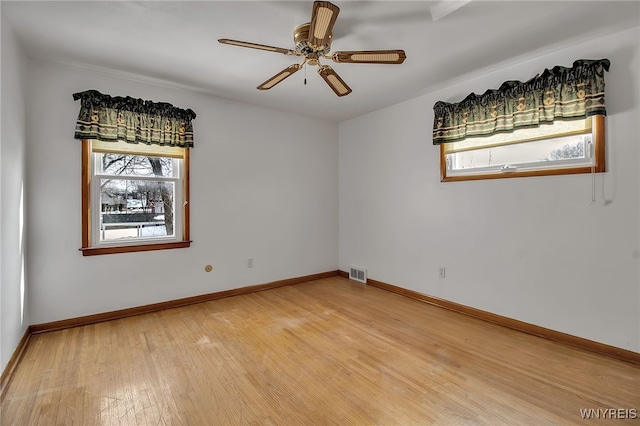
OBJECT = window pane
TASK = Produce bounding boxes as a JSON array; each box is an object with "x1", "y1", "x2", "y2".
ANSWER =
[
  {"x1": 447, "y1": 133, "x2": 591, "y2": 171},
  {"x1": 99, "y1": 154, "x2": 173, "y2": 177},
  {"x1": 100, "y1": 179, "x2": 174, "y2": 241},
  {"x1": 444, "y1": 118, "x2": 590, "y2": 154}
]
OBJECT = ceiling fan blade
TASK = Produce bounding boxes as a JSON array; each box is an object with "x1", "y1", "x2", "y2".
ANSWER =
[
  {"x1": 308, "y1": 1, "x2": 340, "y2": 50},
  {"x1": 257, "y1": 64, "x2": 302, "y2": 90},
  {"x1": 317, "y1": 65, "x2": 352, "y2": 97},
  {"x1": 332, "y1": 50, "x2": 407, "y2": 65},
  {"x1": 218, "y1": 39, "x2": 296, "y2": 56}
]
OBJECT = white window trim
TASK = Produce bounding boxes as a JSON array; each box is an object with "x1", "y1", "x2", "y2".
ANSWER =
[{"x1": 90, "y1": 153, "x2": 183, "y2": 248}]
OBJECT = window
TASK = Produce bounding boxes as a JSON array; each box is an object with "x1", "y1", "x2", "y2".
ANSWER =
[
  {"x1": 440, "y1": 115, "x2": 605, "y2": 181},
  {"x1": 432, "y1": 59, "x2": 610, "y2": 182},
  {"x1": 73, "y1": 89, "x2": 195, "y2": 256},
  {"x1": 81, "y1": 139, "x2": 191, "y2": 256}
]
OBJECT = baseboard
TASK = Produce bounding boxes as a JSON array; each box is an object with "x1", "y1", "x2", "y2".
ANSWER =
[
  {"x1": 1, "y1": 327, "x2": 31, "y2": 399},
  {"x1": 338, "y1": 270, "x2": 640, "y2": 365},
  {"x1": 30, "y1": 270, "x2": 339, "y2": 334}
]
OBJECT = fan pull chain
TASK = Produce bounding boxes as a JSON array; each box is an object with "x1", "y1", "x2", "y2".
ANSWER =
[{"x1": 304, "y1": 64, "x2": 307, "y2": 85}]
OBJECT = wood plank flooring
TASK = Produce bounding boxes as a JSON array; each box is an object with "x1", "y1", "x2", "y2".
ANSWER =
[{"x1": 2, "y1": 277, "x2": 638, "y2": 425}]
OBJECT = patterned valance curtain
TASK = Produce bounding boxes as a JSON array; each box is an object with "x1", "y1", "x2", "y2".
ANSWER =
[
  {"x1": 73, "y1": 90, "x2": 196, "y2": 148},
  {"x1": 432, "y1": 59, "x2": 610, "y2": 144}
]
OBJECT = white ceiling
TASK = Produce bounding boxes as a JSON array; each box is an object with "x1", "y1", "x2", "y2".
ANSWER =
[{"x1": 3, "y1": 1, "x2": 639, "y2": 121}]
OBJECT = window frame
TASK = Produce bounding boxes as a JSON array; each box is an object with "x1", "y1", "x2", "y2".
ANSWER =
[
  {"x1": 439, "y1": 115, "x2": 606, "y2": 182},
  {"x1": 81, "y1": 139, "x2": 191, "y2": 256}
]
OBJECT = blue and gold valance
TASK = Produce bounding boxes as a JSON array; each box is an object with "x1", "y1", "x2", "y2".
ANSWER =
[
  {"x1": 73, "y1": 90, "x2": 196, "y2": 147},
  {"x1": 432, "y1": 59, "x2": 610, "y2": 144}
]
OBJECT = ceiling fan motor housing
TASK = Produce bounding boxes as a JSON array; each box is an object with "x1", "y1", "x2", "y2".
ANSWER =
[{"x1": 294, "y1": 23, "x2": 331, "y2": 55}]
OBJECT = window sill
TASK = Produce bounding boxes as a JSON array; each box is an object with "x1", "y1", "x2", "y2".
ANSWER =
[
  {"x1": 80, "y1": 241, "x2": 191, "y2": 256},
  {"x1": 441, "y1": 165, "x2": 605, "y2": 182}
]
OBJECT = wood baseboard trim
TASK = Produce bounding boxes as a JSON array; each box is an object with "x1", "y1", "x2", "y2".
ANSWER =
[
  {"x1": 30, "y1": 270, "x2": 339, "y2": 334},
  {"x1": 338, "y1": 270, "x2": 640, "y2": 365},
  {"x1": 1, "y1": 327, "x2": 32, "y2": 399}
]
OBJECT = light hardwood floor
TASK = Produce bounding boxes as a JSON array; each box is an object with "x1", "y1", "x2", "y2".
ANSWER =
[{"x1": 2, "y1": 277, "x2": 639, "y2": 425}]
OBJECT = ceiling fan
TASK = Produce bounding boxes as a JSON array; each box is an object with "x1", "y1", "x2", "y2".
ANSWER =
[{"x1": 218, "y1": 1, "x2": 406, "y2": 97}]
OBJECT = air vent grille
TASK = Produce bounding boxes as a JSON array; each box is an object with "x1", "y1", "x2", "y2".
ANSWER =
[{"x1": 349, "y1": 266, "x2": 367, "y2": 283}]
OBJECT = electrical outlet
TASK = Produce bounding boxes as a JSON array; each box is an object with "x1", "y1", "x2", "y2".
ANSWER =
[
  {"x1": 247, "y1": 258, "x2": 254, "y2": 268},
  {"x1": 439, "y1": 267, "x2": 446, "y2": 278}
]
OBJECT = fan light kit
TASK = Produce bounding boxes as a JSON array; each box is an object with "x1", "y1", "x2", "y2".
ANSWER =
[{"x1": 219, "y1": 1, "x2": 406, "y2": 97}]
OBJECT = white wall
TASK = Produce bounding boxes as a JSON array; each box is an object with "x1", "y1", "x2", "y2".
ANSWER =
[
  {"x1": 25, "y1": 60, "x2": 338, "y2": 325},
  {"x1": 3, "y1": 11, "x2": 637, "y2": 372},
  {"x1": 1, "y1": 20, "x2": 29, "y2": 371},
  {"x1": 339, "y1": 27, "x2": 640, "y2": 352}
]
